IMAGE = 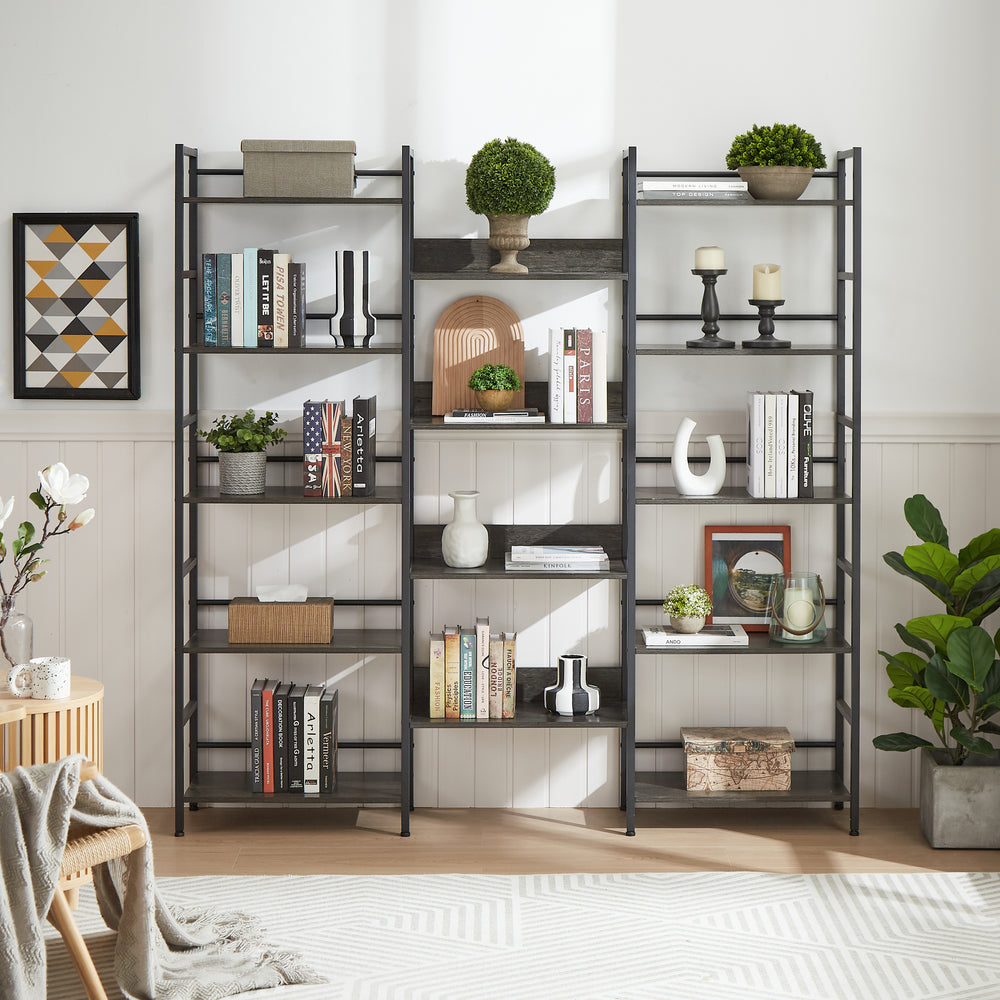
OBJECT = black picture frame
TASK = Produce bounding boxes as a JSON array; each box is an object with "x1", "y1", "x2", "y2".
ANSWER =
[{"x1": 13, "y1": 212, "x2": 140, "y2": 399}]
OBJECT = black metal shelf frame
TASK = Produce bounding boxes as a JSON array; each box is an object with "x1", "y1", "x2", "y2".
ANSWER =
[
  {"x1": 628, "y1": 148, "x2": 862, "y2": 830},
  {"x1": 173, "y1": 144, "x2": 414, "y2": 837}
]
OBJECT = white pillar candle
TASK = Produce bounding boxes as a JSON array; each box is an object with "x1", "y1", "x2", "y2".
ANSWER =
[
  {"x1": 784, "y1": 587, "x2": 815, "y2": 629},
  {"x1": 694, "y1": 246, "x2": 724, "y2": 270},
  {"x1": 752, "y1": 263, "x2": 781, "y2": 299}
]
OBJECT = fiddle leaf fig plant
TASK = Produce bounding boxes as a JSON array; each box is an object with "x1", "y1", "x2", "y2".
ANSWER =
[{"x1": 873, "y1": 494, "x2": 1000, "y2": 764}]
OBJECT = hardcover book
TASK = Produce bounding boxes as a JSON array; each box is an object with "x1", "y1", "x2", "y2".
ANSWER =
[
  {"x1": 502, "y1": 632, "x2": 516, "y2": 719},
  {"x1": 797, "y1": 389, "x2": 814, "y2": 497},
  {"x1": 320, "y1": 687, "x2": 338, "y2": 793},
  {"x1": 429, "y1": 631, "x2": 445, "y2": 719},
  {"x1": 642, "y1": 623, "x2": 749, "y2": 647},
  {"x1": 563, "y1": 328, "x2": 577, "y2": 424},
  {"x1": 288, "y1": 262, "x2": 306, "y2": 348},
  {"x1": 576, "y1": 327, "x2": 593, "y2": 423},
  {"x1": 787, "y1": 392, "x2": 799, "y2": 500},
  {"x1": 775, "y1": 392, "x2": 788, "y2": 500},
  {"x1": 288, "y1": 684, "x2": 306, "y2": 792},
  {"x1": 273, "y1": 252, "x2": 291, "y2": 348},
  {"x1": 261, "y1": 677, "x2": 278, "y2": 793},
  {"x1": 340, "y1": 416, "x2": 353, "y2": 496},
  {"x1": 763, "y1": 390, "x2": 777, "y2": 498},
  {"x1": 505, "y1": 553, "x2": 610, "y2": 572},
  {"x1": 217, "y1": 252, "x2": 232, "y2": 349},
  {"x1": 443, "y1": 411, "x2": 545, "y2": 424},
  {"x1": 256, "y1": 249, "x2": 274, "y2": 348},
  {"x1": 249, "y1": 677, "x2": 264, "y2": 792},
  {"x1": 475, "y1": 616, "x2": 490, "y2": 720},
  {"x1": 303, "y1": 400, "x2": 324, "y2": 497},
  {"x1": 592, "y1": 328, "x2": 608, "y2": 423},
  {"x1": 746, "y1": 391, "x2": 765, "y2": 498},
  {"x1": 352, "y1": 395, "x2": 376, "y2": 496},
  {"x1": 273, "y1": 681, "x2": 292, "y2": 792},
  {"x1": 231, "y1": 253, "x2": 244, "y2": 350},
  {"x1": 202, "y1": 253, "x2": 217, "y2": 347},
  {"x1": 444, "y1": 625, "x2": 460, "y2": 719},
  {"x1": 242, "y1": 249, "x2": 258, "y2": 347},
  {"x1": 548, "y1": 327, "x2": 564, "y2": 424},
  {"x1": 459, "y1": 627, "x2": 476, "y2": 720},
  {"x1": 321, "y1": 400, "x2": 346, "y2": 497},
  {"x1": 488, "y1": 632, "x2": 503, "y2": 719},
  {"x1": 302, "y1": 684, "x2": 324, "y2": 793}
]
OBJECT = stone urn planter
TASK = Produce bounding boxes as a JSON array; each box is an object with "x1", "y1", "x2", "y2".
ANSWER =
[
  {"x1": 738, "y1": 165, "x2": 815, "y2": 201},
  {"x1": 487, "y1": 214, "x2": 531, "y2": 273},
  {"x1": 920, "y1": 747, "x2": 1000, "y2": 849}
]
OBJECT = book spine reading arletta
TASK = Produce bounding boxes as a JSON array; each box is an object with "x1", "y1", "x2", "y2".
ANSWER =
[
  {"x1": 576, "y1": 328, "x2": 593, "y2": 423},
  {"x1": 302, "y1": 684, "x2": 323, "y2": 793},
  {"x1": 202, "y1": 253, "x2": 217, "y2": 347},
  {"x1": 256, "y1": 249, "x2": 274, "y2": 348},
  {"x1": 563, "y1": 328, "x2": 577, "y2": 424},
  {"x1": 488, "y1": 632, "x2": 503, "y2": 719},
  {"x1": 303, "y1": 400, "x2": 324, "y2": 497},
  {"x1": 352, "y1": 395, "x2": 376, "y2": 496},
  {"x1": 502, "y1": 633, "x2": 516, "y2": 719},
  {"x1": 261, "y1": 678, "x2": 278, "y2": 793},
  {"x1": 249, "y1": 678, "x2": 264, "y2": 792},
  {"x1": 340, "y1": 415, "x2": 353, "y2": 496},
  {"x1": 242, "y1": 249, "x2": 258, "y2": 347},
  {"x1": 797, "y1": 389, "x2": 814, "y2": 497},
  {"x1": 429, "y1": 632, "x2": 445, "y2": 718},
  {"x1": 231, "y1": 253, "x2": 243, "y2": 349},
  {"x1": 548, "y1": 327, "x2": 564, "y2": 424},
  {"x1": 288, "y1": 262, "x2": 305, "y2": 348},
  {"x1": 274, "y1": 681, "x2": 292, "y2": 792},
  {"x1": 273, "y1": 252, "x2": 291, "y2": 348},
  {"x1": 475, "y1": 616, "x2": 490, "y2": 720},
  {"x1": 216, "y1": 252, "x2": 232, "y2": 348},
  {"x1": 320, "y1": 688, "x2": 338, "y2": 793},
  {"x1": 443, "y1": 625, "x2": 460, "y2": 719},
  {"x1": 459, "y1": 627, "x2": 476, "y2": 720},
  {"x1": 288, "y1": 685, "x2": 306, "y2": 792}
]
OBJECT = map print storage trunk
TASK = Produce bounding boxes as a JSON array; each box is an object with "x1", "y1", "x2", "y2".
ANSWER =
[{"x1": 681, "y1": 726, "x2": 794, "y2": 791}]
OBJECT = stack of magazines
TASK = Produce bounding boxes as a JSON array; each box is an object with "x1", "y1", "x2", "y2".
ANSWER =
[
  {"x1": 505, "y1": 545, "x2": 610, "y2": 572},
  {"x1": 642, "y1": 623, "x2": 749, "y2": 647}
]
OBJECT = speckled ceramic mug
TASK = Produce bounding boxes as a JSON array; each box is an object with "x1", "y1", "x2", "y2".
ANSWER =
[{"x1": 7, "y1": 656, "x2": 71, "y2": 700}]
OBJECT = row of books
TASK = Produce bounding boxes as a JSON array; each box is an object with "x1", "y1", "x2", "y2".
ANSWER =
[
  {"x1": 637, "y1": 178, "x2": 751, "y2": 202},
  {"x1": 642, "y1": 623, "x2": 749, "y2": 647},
  {"x1": 429, "y1": 621, "x2": 516, "y2": 719},
  {"x1": 746, "y1": 389, "x2": 814, "y2": 499},
  {"x1": 503, "y1": 545, "x2": 610, "y2": 572},
  {"x1": 250, "y1": 678, "x2": 338, "y2": 794},
  {"x1": 549, "y1": 327, "x2": 608, "y2": 423},
  {"x1": 203, "y1": 250, "x2": 306, "y2": 348},
  {"x1": 303, "y1": 396, "x2": 376, "y2": 497}
]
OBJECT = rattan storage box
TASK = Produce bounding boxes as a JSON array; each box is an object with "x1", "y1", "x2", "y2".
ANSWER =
[
  {"x1": 681, "y1": 726, "x2": 794, "y2": 791},
  {"x1": 241, "y1": 140, "x2": 356, "y2": 198},
  {"x1": 228, "y1": 597, "x2": 334, "y2": 644}
]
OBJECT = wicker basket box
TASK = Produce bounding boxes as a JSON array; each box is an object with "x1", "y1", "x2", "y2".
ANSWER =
[
  {"x1": 228, "y1": 597, "x2": 334, "y2": 644},
  {"x1": 681, "y1": 726, "x2": 794, "y2": 791},
  {"x1": 241, "y1": 140, "x2": 356, "y2": 198}
]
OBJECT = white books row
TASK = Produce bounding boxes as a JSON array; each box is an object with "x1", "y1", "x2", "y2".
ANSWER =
[
  {"x1": 746, "y1": 389, "x2": 814, "y2": 499},
  {"x1": 638, "y1": 178, "x2": 748, "y2": 192},
  {"x1": 506, "y1": 545, "x2": 610, "y2": 571},
  {"x1": 642, "y1": 623, "x2": 749, "y2": 647},
  {"x1": 548, "y1": 327, "x2": 608, "y2": 424}
]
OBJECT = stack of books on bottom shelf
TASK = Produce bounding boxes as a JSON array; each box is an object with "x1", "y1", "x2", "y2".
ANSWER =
[
  {"x1": 429, "y1": 619, "x2": 516, "y2": 719},
  {"x1": 505, "y1": 545, "x2": 610, "y2": 572},
  {"x1": 250, "y1": 679, "x2": 338, "y2": 794},
  {"x1": 642, "y1": 624, "x2": 749, "y2": 647}
]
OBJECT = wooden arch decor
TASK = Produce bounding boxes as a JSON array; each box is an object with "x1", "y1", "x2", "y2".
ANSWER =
[{"x1": 431, "y1": 295, "x2": 525, "y2": 415}]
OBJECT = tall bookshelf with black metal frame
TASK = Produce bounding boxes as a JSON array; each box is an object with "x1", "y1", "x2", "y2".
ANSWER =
[
  {"x1": 173, "y1": 144, "x2": 414, "y2": 836},
  {"x1": 629, "y1": 148, "x2": 862, "y2": 834},
  {"x1": 402, "y1": 149, "x2": 640, "y2": 834}
]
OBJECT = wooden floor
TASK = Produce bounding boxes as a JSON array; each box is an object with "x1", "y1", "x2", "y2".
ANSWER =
[{"x1": 145, "y1": 806, "x2": 1000, "y2": 876}]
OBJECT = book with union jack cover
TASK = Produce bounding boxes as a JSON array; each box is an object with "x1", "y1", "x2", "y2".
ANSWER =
[{"x1": 302, "y1": 399, "x2": 345, "y2": 497}]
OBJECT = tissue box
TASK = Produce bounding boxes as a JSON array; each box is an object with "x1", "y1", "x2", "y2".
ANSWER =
[
  {"x1": 241, "y1": 140, "x2": 356, "y2": 198},
  {"x1": 681, "y1": 726, "x2": 794, "y2": 791},
  {"x1": 228, "y1": 597, "x2": 334, "y2": 643}
]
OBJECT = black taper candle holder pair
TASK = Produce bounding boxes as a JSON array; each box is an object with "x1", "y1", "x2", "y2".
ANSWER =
[{"x1": 687, "y1": 269, "x2": 790, "y2": 349}]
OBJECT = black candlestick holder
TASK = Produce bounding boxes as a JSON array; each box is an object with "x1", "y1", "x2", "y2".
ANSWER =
[
  {"x1": 744, "y1": 299, "x2": 790, "y2": 349},
  {"x1": 688, "y1": 269, "x2": 734, "y2": 349}
]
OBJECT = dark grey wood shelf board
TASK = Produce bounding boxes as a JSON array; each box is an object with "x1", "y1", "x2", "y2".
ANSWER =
[
  {"x1": 184, "y1": 485, "x2": 402, "y2": 505},
  {"x1": 184, "y1": 196, "x2": 402, "y2": 206},
  {"x1": 411, "y1": 238, "x2": 625, "y2": 279},
  {"x1": 184, "y1": 770, "x2": 401, "y2": 805},
  {"x1": 185, "y1": 628, "x2": 402, "y2": 655},
  {"x1": 183, "y1": 345, "x2": 401, "y2": 355},
  {"x1": 635, "y1": 770, "x2": 851, "y2": 804},
  {"x1": 635, "y1": 628, "x2": 851, "y2": 656},
  {"x1": 635, "y1": 345, "x2": 853, "y2": 357},
  {"x1": 635, "y1": 486, "x2": 852, "y2": 505}
]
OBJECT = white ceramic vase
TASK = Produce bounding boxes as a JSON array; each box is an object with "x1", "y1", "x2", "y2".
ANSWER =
[
  {"x1": 672, "y1": 415, "x2": 726, "y2": 496},
  {"x1": 441, "y1": 490, "x2": 489, "y2": 568},
  {"x1": 543, "y1": 653, "x2": 600, "y2": 716}
]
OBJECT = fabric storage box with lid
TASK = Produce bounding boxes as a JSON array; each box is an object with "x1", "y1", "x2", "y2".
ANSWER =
[
  {"x1": 240, "y1": 140, "x2": 356, "y2": 198},
  {"x1": 681, "y1": 726, "x2": 794, "y2": 791},
  {"x1": 228, "y1": 597, "x2": 334, "y2": 643}
]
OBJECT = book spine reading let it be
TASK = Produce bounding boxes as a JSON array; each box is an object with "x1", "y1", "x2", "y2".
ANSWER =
[{"x1": 256, "y1": 249, "x2": 274, "y2": 348}]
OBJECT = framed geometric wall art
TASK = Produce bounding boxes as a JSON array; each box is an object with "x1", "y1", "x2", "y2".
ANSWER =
[{"x1": 13, "y1": 212, "x2": 140, "y2": 399}]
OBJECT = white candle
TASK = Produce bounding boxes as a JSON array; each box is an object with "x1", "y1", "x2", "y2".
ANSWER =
[
  {"x1": 784, "y1": 587, "x2": 815, "y2": 629},
  {"x1": 752, "y1": 263, "x2": 781, "y2": 299},
  {"x1": 694, "y1": 246, "x2": 724, "y2": 270}
]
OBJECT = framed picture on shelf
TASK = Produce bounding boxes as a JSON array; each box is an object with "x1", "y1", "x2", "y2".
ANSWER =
[
  {"x1": 13, "y1": 212, "x2": 140, "y2": 399},
  {"x1": 704, "y1": 524, "x2": 791, "y2": 631}
]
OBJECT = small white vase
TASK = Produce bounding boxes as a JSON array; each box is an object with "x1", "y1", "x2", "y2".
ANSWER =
[
  {"x1": 670, "y1": 615, "x2": 706, "y2": 634},
  {"x1": 441, "y1": 490, "x2": 489, "y2": 568},
  {"x1": 544, "y1": 653, "x2": 600, "y2": 716},
  {"x1": 672, "y1": 415, "x2": 726, "y2": 496}
]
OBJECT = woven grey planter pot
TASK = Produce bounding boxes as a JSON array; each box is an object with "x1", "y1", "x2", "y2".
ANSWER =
[{"x1": 218, "y1": 451, "x2": 266, "y2": 495}]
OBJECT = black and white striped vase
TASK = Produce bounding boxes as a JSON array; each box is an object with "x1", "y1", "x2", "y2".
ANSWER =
[
  {"x1": 331, "y1": 249, "x2": 377, "y2": 348},
  {"x1": 544, "y1": 653, "x2": 600, "y2": 716}
]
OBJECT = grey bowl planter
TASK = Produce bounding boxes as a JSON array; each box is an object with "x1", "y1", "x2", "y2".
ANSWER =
[
  {"x1": 218, "y1": 451, "x2": 266, "y2": 495},
  {"x1": 920, "y1": 747, "x2": 1000, "y2": 849},
  {"x1": 737, "y1": 165, "x2": 815, "y2": 201}
]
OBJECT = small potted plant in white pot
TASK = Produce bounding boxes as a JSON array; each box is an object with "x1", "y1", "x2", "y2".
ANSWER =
[
  {"x1": 663, "y1": 584, "x2": 713, "y2": 634},
  {"x1": 198, "y1": 409, "x2": 287, "y2": 495},
  {"x1": 465, "y1": 137, "x2": 556, "y2": 273},
  {"x1": 467, "y1": 363, "x2": 522, "y2": 411},
  {"x1": 726, "y1": 122, "x2": 827, "y2": 201}
]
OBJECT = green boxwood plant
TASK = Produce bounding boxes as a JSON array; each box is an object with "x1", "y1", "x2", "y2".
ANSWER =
[
  {"x1": 873, "y1": 494, "x2": 1000, "y2": 764},
  {"x1": 663, "y1": 584, "x2": 712, "y2": 619},
  {"x1": 467, "y1": 364, "x2": 522, "y2": 393},
  {"x1": 197, "y1": 409, "x2": 287, "y2": 452},
  {"x1": 465, "y1": 138, "x2": 556, "y2": 217},
  {"x1": 726, "y1": 123, "x2": 827, "y2": 170}
]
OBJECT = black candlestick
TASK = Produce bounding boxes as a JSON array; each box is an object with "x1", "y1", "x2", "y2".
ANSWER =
[
  {"x1": 744, "y1": 299, "x2": 790, "y2": 349},
  {"x1": 688, "y1": 269, "x2": 734, "y2": 349}
]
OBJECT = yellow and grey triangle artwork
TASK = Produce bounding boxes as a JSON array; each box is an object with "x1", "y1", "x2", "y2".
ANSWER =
[{"x1": 23, "y1": 222, "x2": 131, "y2": 390}]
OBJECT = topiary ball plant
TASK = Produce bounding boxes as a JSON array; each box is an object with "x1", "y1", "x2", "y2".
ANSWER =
[
  {"x1": 465, "y1": 138, "x2": 556, "y2": 218},
  {"x1": 663, "y1": 584, "x2": 713, "y2": 619},
  {"x1": 726, "y1": 123, "x2": 827, "y2": 169},
  {"x1": 467, "y1": 364, "x2": 523, "y2": 393}
]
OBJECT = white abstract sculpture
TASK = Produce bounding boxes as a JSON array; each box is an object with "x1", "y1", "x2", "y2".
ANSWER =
[{"x1": 672, "y1": 416, "x2": 726, "y2": 496}]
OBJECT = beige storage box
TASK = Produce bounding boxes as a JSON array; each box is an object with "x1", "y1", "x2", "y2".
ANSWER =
[
  {"x1": 241, "y1": 140, "x2": 356, "y2": 198},
  {"x1": 228, "y1": 597, "x2": 334, "y2": 643},
  {"x1": 681, "y1": 726, "x2": 794, "y2": 791}
]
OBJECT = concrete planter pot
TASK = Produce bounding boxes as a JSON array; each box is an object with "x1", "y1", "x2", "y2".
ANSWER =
[{"x1": 920, "y1": 747, "x2": 1000, "y2": 849}]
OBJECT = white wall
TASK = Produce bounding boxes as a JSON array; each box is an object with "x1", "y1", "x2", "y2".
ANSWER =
[{"x1": 1, "y1": 0, "x2": 997, "y2": 809}]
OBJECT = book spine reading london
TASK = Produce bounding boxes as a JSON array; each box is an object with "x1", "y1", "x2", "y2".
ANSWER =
[
  {"x1": 242, "y1": 249, "x2": 258, "y2": 348},
  {"x1": 320, "y1": 688, "x2": 338, "y2": 793},
  {"x1": 429, "y1": 632, "x2": 445, "y2": 718},
  {"x1": 216, "y1": 252, "x2": 232, "y2": 348},
  {"x1": 288, "y1": 262, "x2": 305, "y2": 348},
  {"x1": 303, "y1": 684, "x2": 323, "y2": 793},
  {"x1": 475, "y1": 616, "x2": 490, "y2": 720},
  {"x1": 489, "y1": 632, "x2": 503, "y2": 719},
  {"x1": 261, "y1": 678, "x2": 278, "y2": 793},
  {"x1": 576, "y1": 328, "x2": 593, "y2": 423},
  {"x1": 273, "y1": 252, "x2": 291, "y2": 348},
  {"x1": 303, "y1": 400, "x2": 323, "y2": 497},
  {"x1": 256, "y1": 249, "x2": 274, "y2": 347},
  {"x1": 459, "y1": 627, "x2": 476, "y2": 720},
  {"x1": 548, "y1": 327, "x2": 564, "y2": 423},
  {"x1": 273, "y1": 681, "x2": 291, "y2": 792},
  {"x1": 563, "y1": 328, "x2": 577, "y2": 424},
  {"x1": 444, "y1": 625, "x2": 460, "y2": 719},
  {"x1": 288, "y1": 685, "x2": 306, "y2": 792},
  {"x1": 250, "y1": 677, "x2": 264, "y2": 792},
  {"x1": 352, "y1": 395, "x2": 376, "y2": 496},
  {"x1": 502, "y1": 633, "x2": 516, "y2": 719},
  {"x1": 231, "y1": 253, "x2": 243, "y2": 349},
  {"x1": 202, "y1": 253, "x2": 217, "y2": 347}
]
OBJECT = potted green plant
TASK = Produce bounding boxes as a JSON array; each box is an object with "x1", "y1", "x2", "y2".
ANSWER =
[
  {"x1": 873, "y1": 493, "x2": 1000, "y2": 847},
  {"x1": 197, "y1": 409, "x2": 287, "y2": 495},
  {"x1": 663, "y1": 584, "x2": 713, "y2": 634},
  {"x1": 467, "y1": 363, "x2": 523, "y2": 411},
  {"x1": 725, "y1": 123, "x2": 827, "y2": 201},
  {"x1": 465, "y1": 137, "x2": 556, "y2": 274}
]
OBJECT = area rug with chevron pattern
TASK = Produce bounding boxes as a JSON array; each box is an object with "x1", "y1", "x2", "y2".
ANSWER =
[{"x1": 46, "y1": 871, "x2": 1000, "y2": 999}]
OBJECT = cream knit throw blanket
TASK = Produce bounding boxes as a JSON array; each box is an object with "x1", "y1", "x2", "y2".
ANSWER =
[{"x1": 0, "y1": 755, "x2": 325, "y2": 999}]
